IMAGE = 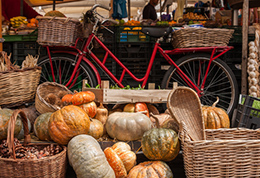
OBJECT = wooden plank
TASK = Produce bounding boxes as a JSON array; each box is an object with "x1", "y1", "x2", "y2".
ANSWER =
[{"x1": 241, "y1": 0, "x2": 249, "y2": 94}]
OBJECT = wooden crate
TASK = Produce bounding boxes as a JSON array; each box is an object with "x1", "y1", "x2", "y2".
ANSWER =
[{"x1": 82, "y1": 81, "x2": 175, "y2": 104}]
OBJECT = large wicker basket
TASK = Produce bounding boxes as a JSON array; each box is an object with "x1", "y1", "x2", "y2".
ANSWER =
[
  {"x1": 171, "y1": 28, "x2": 234, "y2": 48},
  {"x1": 167, "y1": 87, "x2": 260, "y2": 177},
  {"x1": 180, "y1": 125, "x2": 260, "y2": 177},
  {"x1": 37, "y1": 16, "x2": 83, "y2": 46},
  {"x1": 0, "y1": 109, "x2": 67, "y2": 178},
  {"x1": 0, "y1": 67, "x2": 41, "y2": 107}
]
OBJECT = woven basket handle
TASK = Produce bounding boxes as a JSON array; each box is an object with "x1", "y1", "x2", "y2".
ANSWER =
[{"x1": 7, "y1": 109, "x2": 31, "y2": 159}]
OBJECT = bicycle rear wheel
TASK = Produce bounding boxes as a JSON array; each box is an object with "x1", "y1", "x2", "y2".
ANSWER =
[
  {"x1": 161, "y1": 53, "x2": 239, "y2": 116},
  {"x1": 38, "y1": 54, "x2": 98, "y2": 91}
]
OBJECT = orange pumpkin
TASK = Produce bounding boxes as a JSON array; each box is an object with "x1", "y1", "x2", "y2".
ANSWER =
[
  {"x1": 128, "y1": 161, "x2": 173, "y2": 178},
  {"x1": 61, "y1": 94, "x2": 73, "y2": 105},
  {"x1": 202, "y1": 97, "x2": 230, "y2": 129},
  {"x1": 104, "y1": 142, "x2": 136, "y2": 177},
  {"x1": 48, "y1": 105, "x2": 90, "y2": 145},
  {"x1": 88, "y1": 118, "x2": 104, "y2": 139},
  {"x1": 79, "y1": 101, "x2": 97, "y2": 118},
  {"x1": 71, "y1": 91, "x2": 95, "y2": 105},
  {"x1": 123, "y1": 102, "x2": 149, "y2": 117}
]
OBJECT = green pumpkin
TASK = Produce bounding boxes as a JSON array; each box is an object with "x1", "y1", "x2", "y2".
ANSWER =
[
  {"x1": 141, "y1": 128, "x2": 180, "y2": 162},
  {"x1": 0, "y1": 108, "x2": 23, "y2": 140},
  {"x1": 34, "y1": 112, "x2": 53, "y2": 141}
]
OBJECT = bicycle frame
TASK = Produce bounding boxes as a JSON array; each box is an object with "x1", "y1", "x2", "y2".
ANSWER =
[{"x1": 45, "y1": 32, "x2": 233, "y2": 96}]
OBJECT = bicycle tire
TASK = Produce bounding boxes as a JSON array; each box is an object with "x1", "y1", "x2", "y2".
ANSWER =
[
  {"x1": 38, "y1": 54, "x2": 98, "y2": 91},
  {"x1": 161, "y1": 53, "x2": 239, "y2": 116}
]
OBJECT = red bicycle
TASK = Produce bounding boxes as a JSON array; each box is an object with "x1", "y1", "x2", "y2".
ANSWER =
[{"x1": 38, "y1": 4, "x2": 239, "y2": 115}]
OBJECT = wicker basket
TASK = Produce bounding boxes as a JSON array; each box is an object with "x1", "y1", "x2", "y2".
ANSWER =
[
  {"x1": 171, "y1": 28, "x2": 234, "y2": 48},
  {"x1": 0, "y1": 67, "x2": 41, "y2": 107},
  {"x1": 35, "y1": 82, "x2": 72, "y2": 114},
  {"x1": 180, "y1": 126, "x2": 260, "y2": 177},
  {"x1": 167, "y1": 87, "x2": 260, "y2": 177},
  {"x1": 0, "y1": 109, "x2": 67, "y2": 178},
  {"x1": 36, "y1": 16, "x2": 83, "y2": 46}
]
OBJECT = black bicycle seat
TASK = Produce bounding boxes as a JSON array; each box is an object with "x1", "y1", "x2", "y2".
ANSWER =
[{"x1": 141, "y1": 27, "x2": 172, "y2": 38}]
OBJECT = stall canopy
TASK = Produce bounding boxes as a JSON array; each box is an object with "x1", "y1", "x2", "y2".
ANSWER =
[{"x1": 25, "y1": 0, "x2": 83, "y2": 7}]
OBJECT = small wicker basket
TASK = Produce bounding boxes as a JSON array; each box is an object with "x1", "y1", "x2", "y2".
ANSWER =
[
  {"x1": 171, "y1": 28, "x2": 234, "y2": 48},
  {"x1": 0, "y1": 67, "x2": 41, "y2": 107},
  {"x1": 0, "y1": 109, "x2": 67, "y2": 178},
  {"x1": 35, "y1": 82, "x2": 72, "y2": 114},
  {"x1": 37, "y1": 16, "x2": 83, "y2": 46}
]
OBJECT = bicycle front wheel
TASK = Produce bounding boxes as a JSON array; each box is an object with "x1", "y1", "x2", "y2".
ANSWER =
[
  {"x1": 161, "y1": 53, "x2": 239, "y2": 116},
  {"x1": 38, "y1": 54, "x2": 98, "y2": 91}
]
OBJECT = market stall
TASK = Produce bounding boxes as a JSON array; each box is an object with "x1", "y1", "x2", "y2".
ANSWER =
[{"x1": 1, "y1": 0, "x2": 260, "y2": 178}]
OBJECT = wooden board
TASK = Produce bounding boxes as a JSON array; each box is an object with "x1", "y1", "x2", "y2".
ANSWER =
[{"x1": 82, "y1": 87, "x2": 173, "y2": 104}]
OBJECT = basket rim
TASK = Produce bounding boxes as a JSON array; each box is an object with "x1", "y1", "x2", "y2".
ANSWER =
[
  {"x1": 0, "y1": 66, "x2": 42, "y2": 75},
  {"x1": 36, "y1": 15, "x2": 81, "y2": 23},
  {"x1": 36, "y1": 82, "x2": 72, "y2": 111}
]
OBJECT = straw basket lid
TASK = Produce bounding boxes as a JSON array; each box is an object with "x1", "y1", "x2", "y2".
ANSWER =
[{"x1": 167, "y1": 87, "x2": 205, "y2": 141}]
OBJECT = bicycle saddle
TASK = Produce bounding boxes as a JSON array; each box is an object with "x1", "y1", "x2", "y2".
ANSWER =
[{"x1": 141, "y1": 27, "x2": 172, "y2": 38}]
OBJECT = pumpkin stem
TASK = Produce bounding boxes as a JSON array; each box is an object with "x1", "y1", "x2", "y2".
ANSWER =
[
  {"x1": 135, "y1": 145, "x2": 142, "y2": 154},
  {"x1": 212, "y1": 97, "x2": 219, "y2": 107},
  {"x1": 99, "y1": 103, "x2": 104, "y2": 108},
  {"x1": 73, "y1": 90, "x2": 78, "y2": 94},
  {"x1": 150, "y1": 113, "x2": 160, "y2": 128}
]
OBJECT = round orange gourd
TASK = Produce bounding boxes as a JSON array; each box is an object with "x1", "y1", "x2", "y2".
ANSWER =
[
  {"x1": 202, "y1": 97, "x2": 230, "y2": 129},
  {"x1": 62, "y1": 94, "x2": 73, "y2": 105},
  {"x1": 48, "y1": 105, "x2": 90, "y2": 145},
  {"x1": 71, "y1": 91, "x2": 95, "y2": 105},
  {"x1": 79, "y1": 101, "x2": 97, "y2": 118},
  {"x1": 123, "y1": 102, "x2": 149, "y2": 117},
  {"x1": 88, "y1": 118, "x2": 104, "y2": 139},
  {"x1": 127, "y1": 161, "x2": 173, "y2": 178}
]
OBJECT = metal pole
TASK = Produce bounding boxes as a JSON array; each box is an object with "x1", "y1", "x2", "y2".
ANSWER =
[
  {"x1": 128, "y1": 0, "x2": 131, "y2": 20},
  {"x1": 20, "y1": 0, "x2": 23, "y2": 16}
]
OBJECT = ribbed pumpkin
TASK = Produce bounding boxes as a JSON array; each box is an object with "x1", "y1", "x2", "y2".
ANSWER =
[
  {"x1": 88, "y1": 118, "x2": 104, "y2": 139},
  {"x1": 104, "y1": 142, "x2": 136, "y2": 178},
  {"x1": 127, "y1": 161, "x2": 173, "y2": 178},
  {"x1": 141, "y1": 128, "x2": 180, "y2": 162},
  {"x1": 61, "y1": 94, "x2": 73, "y2": 105},
  {"x1": 79, "y1": 101, "x2": 97, "y2": 118},
  {"x1": 106, "y1": 112, "x2": 153, "y2": 141},
  {"x1": 202, "y1": 97, "x2": 230, "y2": 129},
  {"x1": 71, "y1": 91, "x2": 95, "y2": 106},
  {"x1": 34, "y1": 112, "x2": 53, "y2": 141},
  {"x1": 68, "y1": 134, "x2": 115, "y2": 178},
  {"x1": 48, "y1": 105, "x2": 90, "y2": 145},
  {"x1": 0, "y1": 108, "x2": 23, "y2": 140}
]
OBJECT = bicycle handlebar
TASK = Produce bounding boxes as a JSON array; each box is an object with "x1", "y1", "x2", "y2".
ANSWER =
[{"x1": 101, "y1": 19, "x2": 119, "y2": 25}]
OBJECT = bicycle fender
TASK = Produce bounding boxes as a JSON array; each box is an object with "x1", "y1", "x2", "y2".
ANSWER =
[{"x1": 52, "y1": 51, "x2": 101, "y2": 84}]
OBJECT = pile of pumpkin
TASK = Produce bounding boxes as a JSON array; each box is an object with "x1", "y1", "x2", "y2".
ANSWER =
[{"x1": 0, "y1": 86, "x2": 231, "y2": 178}]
